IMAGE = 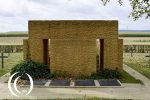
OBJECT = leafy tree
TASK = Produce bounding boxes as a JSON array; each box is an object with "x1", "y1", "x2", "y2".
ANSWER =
[{"x1": 101, "y1": 0, "x2": 150, "y2": 20}]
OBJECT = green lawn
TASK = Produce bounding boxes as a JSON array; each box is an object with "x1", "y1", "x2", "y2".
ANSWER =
[
  {"x1": 0, "y1": 31, "x2": 28, "y2": 37},
  {"x1": 124, "y1": 53, "x2": 150, "y2": 79},
  {"x1": 119, "y1": 32, "x2": 150, "y2": 37},
  {"x1": 0, "y1": 52, "x2": 139, "y2": 84},
  {"x1": 0, "y1": 52, "x2": 23, "y2": 76},
  {"x1": 120, "y1": 71, "x2": 142, "y2": 84}
]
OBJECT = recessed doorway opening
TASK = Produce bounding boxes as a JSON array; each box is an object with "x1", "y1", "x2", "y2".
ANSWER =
[{"x1": 96, "y1": 39, "x2": 104, "y2": 72}]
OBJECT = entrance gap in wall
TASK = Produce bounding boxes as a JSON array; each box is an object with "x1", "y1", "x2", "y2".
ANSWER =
[
  {"x1": 96, "y1": 39, "x2": 104, "y2": 72},
  {"x1": 43, "y1": 39, "x2": 50, "y2": 71},
  {"x1": 100, "y1": 39, "x2": 104, "y2": 71}
]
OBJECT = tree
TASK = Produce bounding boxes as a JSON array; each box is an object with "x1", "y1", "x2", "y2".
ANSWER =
[{"x1": 101, "y1": 0, "x2": 150, "y2": 20}]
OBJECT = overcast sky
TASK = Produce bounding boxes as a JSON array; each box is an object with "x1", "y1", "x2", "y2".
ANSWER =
[{"x1": 0, "y1": 0, "x2": 149, "y2": 32}]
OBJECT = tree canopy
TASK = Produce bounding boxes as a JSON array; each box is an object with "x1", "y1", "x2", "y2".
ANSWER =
[{"x1": 101, "y1": 0, "x2": 150, "y2": 20}]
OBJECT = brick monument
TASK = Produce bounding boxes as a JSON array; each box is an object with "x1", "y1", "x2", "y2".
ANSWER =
[{"x1": 23, "y1": 20, "x2": 123, "y2": 76}]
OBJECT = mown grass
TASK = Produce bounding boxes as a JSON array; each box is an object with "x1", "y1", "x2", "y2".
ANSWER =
[
  {"x1": 0, "y1": 33, "x2": 28, "y2": 37},
  {"x1": 0, "y1": 52, "x2": 138, "y2": 83},
  {"x1": 119, "y1": 32, "x2": 150, "y2": 37},
  {"x1": 124, "y1": 53, "x2": 150, "y2": 79},
  {"x1": 120, "y1": 71, "x2": 142, "y2": 83},
  {"x1": 0, "y1": 31, "x2": 28, "y2": 37},
  {"x1": 0, "y1": 53, "x2": 139, "y2": 84},
  {"x1": 0, "y1": 53, "x2": 23, "y2": 76}
]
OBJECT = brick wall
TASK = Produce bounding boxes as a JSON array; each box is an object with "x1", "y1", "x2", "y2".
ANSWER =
[{"x1": 24, "y1": 20, "x2": 123, "y2": 76}]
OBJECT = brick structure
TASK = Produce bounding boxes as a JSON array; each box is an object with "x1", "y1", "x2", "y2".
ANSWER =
[{"x1": 24, "y1": 20, "x2": 123, "y2": 76}]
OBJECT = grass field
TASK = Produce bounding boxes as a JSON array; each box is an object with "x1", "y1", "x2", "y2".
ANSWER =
[
  {"x1": 0, "y1": 31, "x2": 150, "y2": 83},
  {"x1": 119, "y1": 32, "x2": 150, "y2": 37},
  {"x1": 0, "y1": 31, "x2": 28, "y2": 37},
  {"x1": 124, "y1": 53, "x2": 150, "y2": 79},
  {"x1": 120, "y1": 71, "x2": 141, "y2": 83},
  {"x1": 0, "y1": 37, "x2": 28, "y2": 45},
  {"x1": 0, "y1": 52, "x2": 139, "y2": 83},
  {"x1": 0, "y1": 32, "x2": 149, "y2": 45},
  {"x1": 0, "y1": 53, "x2": 23, "y2": 76}
]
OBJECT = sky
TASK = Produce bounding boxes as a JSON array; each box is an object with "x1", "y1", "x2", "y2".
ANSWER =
[{"x1": 0, "y1": 0, "x2": 149, "y2": 32}]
